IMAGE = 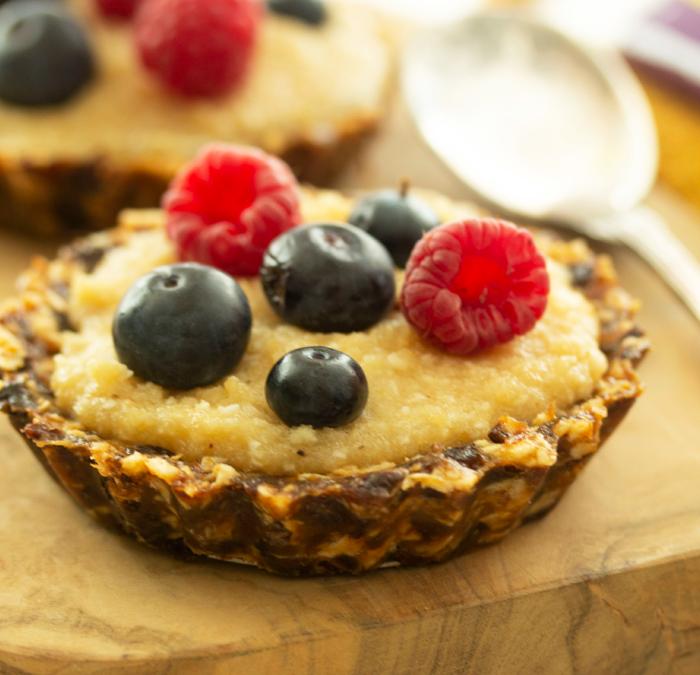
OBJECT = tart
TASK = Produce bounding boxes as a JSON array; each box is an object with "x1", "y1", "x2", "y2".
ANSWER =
[
  {"x1": 0, "y1": 187, "x2": 647, "y2": 575},
  {"x1": 0, "y1": 0, "x2": 392, "y2": 235}
]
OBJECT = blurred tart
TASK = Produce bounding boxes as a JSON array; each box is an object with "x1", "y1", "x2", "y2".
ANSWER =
[
  {"x1": 0, "y1": 176, "x2": 647, "y2": 574},
  {"x1": 0, "y1": 0, "x2": 392, "y2": 234}
]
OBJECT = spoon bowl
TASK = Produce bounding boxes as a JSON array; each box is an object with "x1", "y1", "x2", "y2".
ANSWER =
[{"x1": 403, "y1": 12, "x2": 700, "y2": 319}]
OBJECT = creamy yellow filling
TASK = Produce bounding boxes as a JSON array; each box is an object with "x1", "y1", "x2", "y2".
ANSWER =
[
  {"x1": 0, "y1": 0, "x2": 390, "y2": 168},
  {"x1": 51, "y1": 191, "x2": 608, "y2": 475}
]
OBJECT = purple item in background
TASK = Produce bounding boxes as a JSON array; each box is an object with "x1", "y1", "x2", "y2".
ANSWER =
[
  {"x1": 653, "y1": 1, "x2": 700, "y2": 42},
  {"x1": 625, "y1": 0, "x2": 700, "y2": 101}
]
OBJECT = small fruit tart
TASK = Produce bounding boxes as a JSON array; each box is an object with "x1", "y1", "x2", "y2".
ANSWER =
[
  {"x1": 0, "y1": 150, "x2": 647, "y2": 575},
  {"x1": 0, "y1": 0, "x2": 392, "y2": 234}
]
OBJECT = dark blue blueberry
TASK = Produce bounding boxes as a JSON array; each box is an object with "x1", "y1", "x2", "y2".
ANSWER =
[
  {"x1": 0, "y1": 0, "x2": 94, "y2": 106},
  {"x1": 267, "y1": 0, "x2": 326, "y2": 26},
  {"x1": 113, "y1": 263, "x2": 251, "y2": 390},
  {"x1": 260, "y1": 223, "x2": 396, "y2": 333},
  {"x1": 266, "y1": 346, "x2": 368, "y2": 428},
  {"x1": 348, "y1": 187, "x2": 441, "y2": 268}
]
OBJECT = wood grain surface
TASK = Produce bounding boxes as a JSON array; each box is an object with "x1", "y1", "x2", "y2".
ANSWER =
[{"x1": 2, "y1": 97, "x2": 700, "y2": 675}]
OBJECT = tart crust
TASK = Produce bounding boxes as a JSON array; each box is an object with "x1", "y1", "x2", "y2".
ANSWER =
[
  {"x1": 0, "y1": 218, "x2": 647, "y2": 575},
  {"x1": 0, "y1": 115, "x2": 377, "y2": 236}
]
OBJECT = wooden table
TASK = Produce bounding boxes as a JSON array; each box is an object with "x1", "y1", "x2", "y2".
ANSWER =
[{"x1": 2, "y1": 98, "x2": 700, "y2": 675}]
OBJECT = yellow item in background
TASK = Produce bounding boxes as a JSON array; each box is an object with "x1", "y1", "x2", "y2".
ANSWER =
[{"x1": 638, "y1": 74, "x2": 700, "y2": 211}]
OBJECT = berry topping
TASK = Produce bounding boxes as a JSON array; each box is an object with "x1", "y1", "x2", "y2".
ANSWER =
[
  {"x1": 400, "y1": 218, "x2": 550, "y2": 355},
  {"x1": 266, "y1": 347, "x2": 368, "y2": 428},
  {"x1": 134, "y1": 0, "x2": 262, "y2": 98},
  {"x1": 95, "y1": 0, "x2": 140, "y2": 19},
  {"x1": 261, "y1": 223, "x2": 396, "y2": 333},
  {"x1": 164, "y1": 144, "x2": 302, "y2": 277},
  {"x1": 0, "y1": 1, "x2": 94, "y2": 106},
  {"x1": 348, "y1": 183, "x2": 441, "y2": 269},
  {"x1": 268, "y1": 0, "x2": 326, "y2": 26},
  {"x1": 113, "y1": 263, "x2": 252, "y2": 390}
]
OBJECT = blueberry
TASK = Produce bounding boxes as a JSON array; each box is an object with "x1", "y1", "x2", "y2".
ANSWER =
[
  {"x1": 348, "y1": 186, "x2": 441, "y2": 268},
  {"x1": 266, "y1": 347, "x2": 368, "y2": 428},
  {"x1": 0, "y1": 0, "x2": 94, "y2": 106},
  {"x1": 113, "y1": 263, "x2": 252, "y2": 390},
  {"x1": 267, "y1": 0, "x2": 326, "y2": 26},
  {"x1": 260, "y1": 223, "x2": 395, "y2": 333}
]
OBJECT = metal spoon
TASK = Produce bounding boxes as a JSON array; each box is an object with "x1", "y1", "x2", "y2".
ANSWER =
[{"x1": 402, "y1": 12, "x2": 700, "y2": 320}]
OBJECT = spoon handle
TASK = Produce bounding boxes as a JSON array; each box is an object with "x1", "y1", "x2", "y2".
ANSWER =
[{"x1": 606, "y1": 206, "x2": 700, "y2": 321}]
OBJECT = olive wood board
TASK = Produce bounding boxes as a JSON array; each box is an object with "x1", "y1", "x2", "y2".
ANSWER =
[{"x1": 2, "y1": 97, "x2": 700, "y2": 675}]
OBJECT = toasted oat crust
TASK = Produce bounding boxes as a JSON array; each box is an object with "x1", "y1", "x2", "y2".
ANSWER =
[
  {"x1": 0, "y1": 118, "x2": 378, "y2": 236},
  {"x1": 0, "y1": 223, "x2": 647, "y2": 575}
]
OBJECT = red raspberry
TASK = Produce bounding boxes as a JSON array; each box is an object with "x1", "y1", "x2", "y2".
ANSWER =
[
  {"x1": 400, "y1": 218, "x2": 550, "y2": 355},
  {"x1": 95, "y1": 0, "x2": 141, "y2": 19},
  {"x1": 134, "y1": 0, "x2": 263, "y2": 98},
  {"x1": 164, "y1": 144, "x2": 302, "y2": 277}
]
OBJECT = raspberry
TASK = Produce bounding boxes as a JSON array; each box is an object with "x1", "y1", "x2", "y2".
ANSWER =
[
  {"x1": 95, "y1": 0, "x2": 141, "y2": 19},
  {"x1": 164, "y1": 144, "x2": 302, "y2": 277},
  {"x1": 400, "y1": 218, "x2": 550, "y2": 355},
  {"x1": 134, "y1": 0, "x2": 262, "y2": 98}
]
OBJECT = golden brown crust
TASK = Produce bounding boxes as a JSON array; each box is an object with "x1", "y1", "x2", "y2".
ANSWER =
[
  {"x1": 0, "y1": 118, "x2": 378, "y2": 236},
  {"x1": 0, "y1": 226, "x2": 647, "y2": 575}
]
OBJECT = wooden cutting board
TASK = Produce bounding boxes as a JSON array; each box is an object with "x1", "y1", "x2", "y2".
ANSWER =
[{"x1": 2, "y1": 98, "x2": 700, "y2": 675}]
